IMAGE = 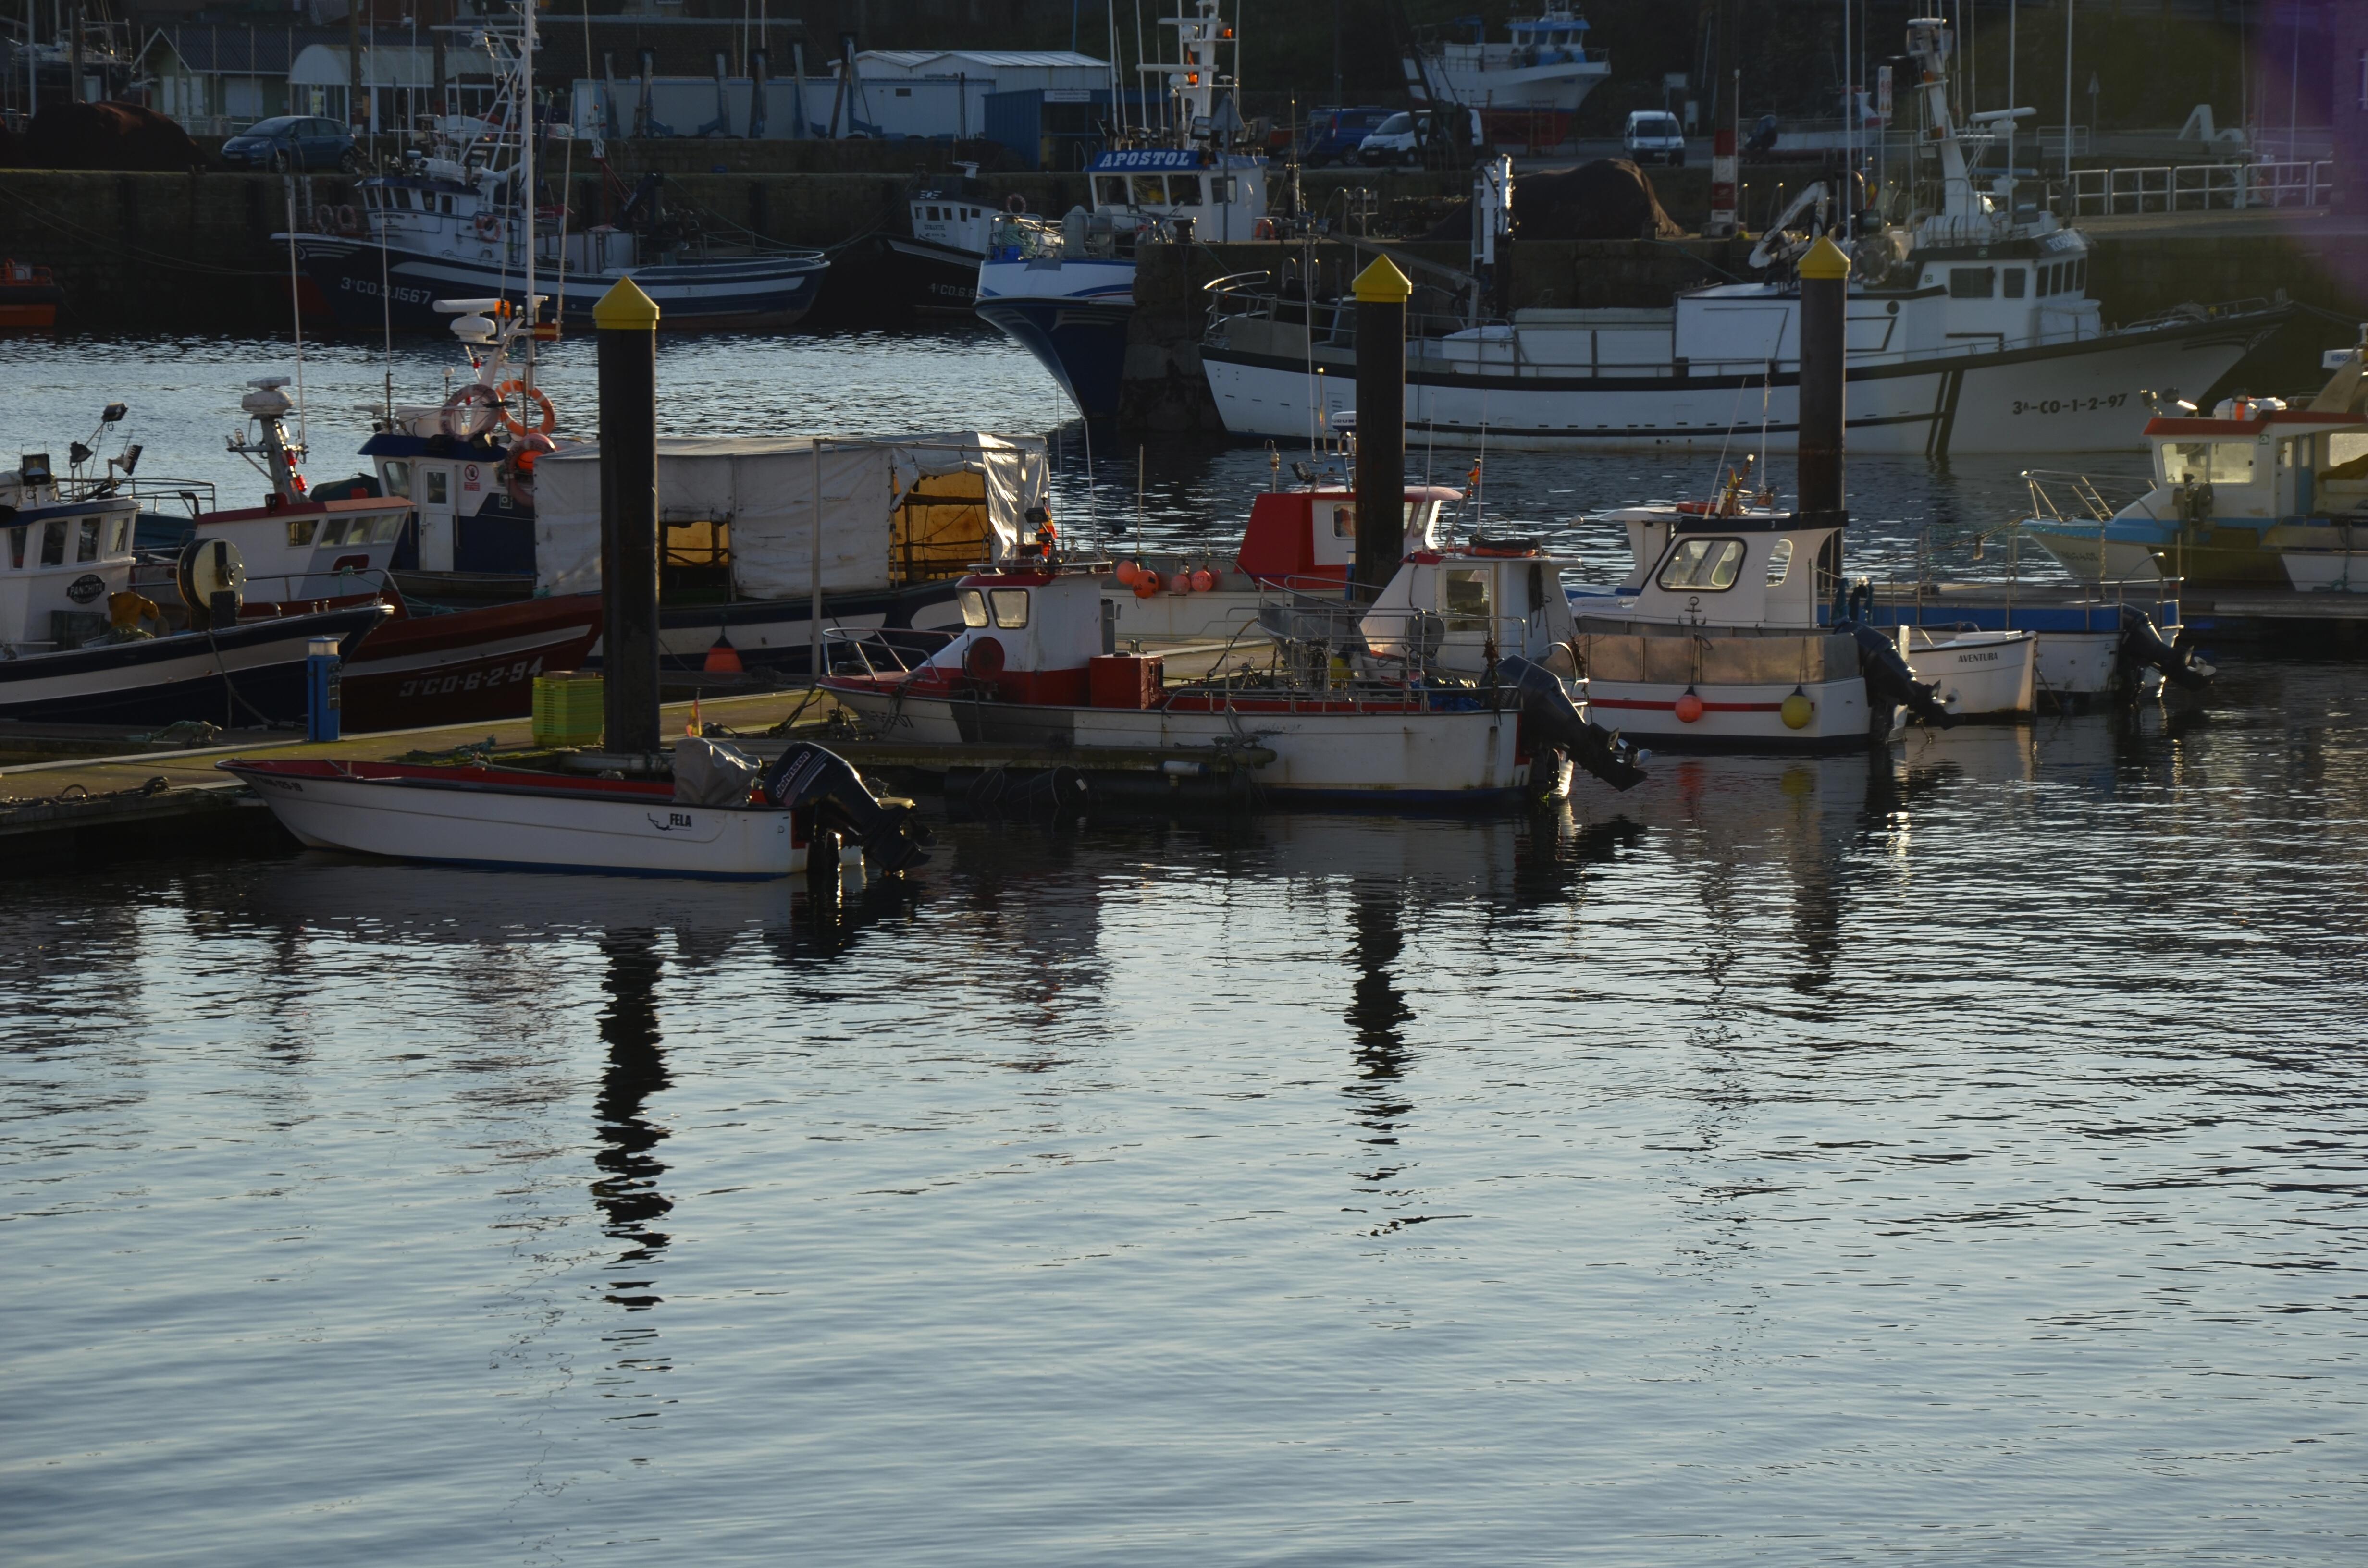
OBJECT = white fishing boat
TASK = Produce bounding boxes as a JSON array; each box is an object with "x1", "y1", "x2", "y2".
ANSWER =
[
  {"x1": 1403, "y1": 4, "x2": 1611, "y2": 114},
  {"x1": 1899, "y1": 626, "x2": 2037, "y2": 717},
  {"x1": 287, "y1": 23, "x2": 825, "y2": 331},
  {"x1": 822, "y1": 554, "x2": 1642, "y2": 805},
  {"x1": 222, "y1": 739, "x2": 929, "y2": 882},
  {"x1": 0, "y1": 448, "x2": 388, "y2": 725},
  {"x1": 974, "y1": 0, "x2": 1266, "y2": 419},
  {"x1": 1203, "y1": 15, "x2": 2283, "y2": 456}
]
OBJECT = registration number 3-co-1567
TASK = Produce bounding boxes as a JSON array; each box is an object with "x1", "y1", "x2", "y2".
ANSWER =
[{"x1": 2011, "y1": 392, "x2": 2129, "y2": 416}]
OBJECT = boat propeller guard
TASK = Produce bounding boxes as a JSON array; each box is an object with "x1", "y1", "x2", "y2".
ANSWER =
[
  {"x1": 760, "y1": 741, "x2": 934, "y2": 872},
  {"x1": 1498, "y1": 656, "x2": 1648, "y2": 792}
]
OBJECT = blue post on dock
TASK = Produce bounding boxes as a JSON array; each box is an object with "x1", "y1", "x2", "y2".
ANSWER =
[{"x1": 305, "y1": 636, "x2": 343, "y2": 742}]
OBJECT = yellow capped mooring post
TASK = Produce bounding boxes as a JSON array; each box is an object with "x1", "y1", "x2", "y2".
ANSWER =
[
  {"x1": 1351, "y1": 255, "x2": 1412, "y2": 602},
  {"x1": 596, "y1": 277, "x2": 661, "y2": 757},
  {"x1": 1797, "y1": 234, "x2": 1850, "y2": 530}
]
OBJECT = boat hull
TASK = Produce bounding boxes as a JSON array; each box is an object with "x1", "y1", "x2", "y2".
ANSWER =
[
  {"x1": 2282, "y1": 549, "x2": 2368, "y2": 591},
  {"x1": 1584, "y1": 674, "x2": 1873, "y2": 753},
  {"x1": 341, "y1": 593, "x2": 604, "y2": 732},
  {"x1": 975, "y1": 257, "x2": 1135, "y2": 419},
  {"x1": 288, "y1": 236, "x2": 826, "y2": 332},
  {"x1": 826, "y1": 681, "x2": 1529, "y2": 804},
  {"x1": 226, "y1": 760, "x2": 808, "y2": 880},
  {"x1": 1902, "y1": 629, "x2": 2038, "y2": 717},
  {"x1": 1203, "y1": 310, "x2": 2279, "y2": 455},
  {"x1": 0, "y1": 603, "x2": 388, "y2": 726}
]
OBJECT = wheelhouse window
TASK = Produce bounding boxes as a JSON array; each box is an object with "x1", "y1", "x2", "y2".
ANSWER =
[
  {"x1": 959, "y1": 588, "x2": 989, "y2": 627},
  {"x1": 1094, "y1": 176, "x2": 1128, "y2": 206},
  {"x1": 1332, "y1": 504, "x2": 1354, "y2": 539},
  {"x1": 424, "y1": 469, "x2": 449, "y2": 506},
  {"x1": 108, "y1": 516, "x2": 128, "y2": 553},
  {"x1": 1441, "y1": 567, "x2": 1492, "y2": 630},
  {"x1": 382, "y1": 460, "x2": 412, "y2": 498},
  {"x1": 2166, "y1": 441, "x2": 2257, "y2": 487},
  {"x1": 287, "y1": 517, "x2": 319, "y2": 547},
  {"x1": 1658, "y1": 536, "x2": 1745, "y2": 590},
  {"x1": 989, "y1": 588, "x2": 1030, "y2": 628},
  {"x1": 74, "y1": 517, "x2": 99, "y2": 562},
  {"x1": 8, "y1": 525, "x2": 24, "y2": 568},
  {"x1": 369, "y1": 513, "x2": 405, "y2": 543},
  {"x1": 1764, "y1": 537, "x2": 1794, "y2": 584},
  {"x1": 1949, "y1": 267, "x2": 1995, "y2": 299},
  {"x1": 1130, "y1": 174, "x2": 1170, "y2": 205},
  {"x1": 40, "y1": 519, "x2": 65, "y2": 565},
  {"x1": 2003, "y1": 268, "x2": 2026, "y2": 298}
]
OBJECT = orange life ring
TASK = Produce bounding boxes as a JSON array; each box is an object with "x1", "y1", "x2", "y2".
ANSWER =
[
  {"x1": 493, "y1": 380, "x2": 557, "y2": 436},
  {"x1": 1004, "y1": 193, "x2": 1025, "y2": 214},
  {"x1": 475, "y1": 210, "x2": 500, "y2": 239},
  {"x1": 1252, "y1": 217, "x2": 1277, "y2": 239}
]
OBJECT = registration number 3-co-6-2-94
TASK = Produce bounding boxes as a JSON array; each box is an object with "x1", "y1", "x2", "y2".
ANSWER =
[{"x1": 2011, "y1": 392, "x2": 2129, "y2": 416}]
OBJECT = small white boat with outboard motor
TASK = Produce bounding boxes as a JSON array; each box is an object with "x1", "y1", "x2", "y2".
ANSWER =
[{"x1": 222, "y1": 737, "x2": 931, "y2": 881}]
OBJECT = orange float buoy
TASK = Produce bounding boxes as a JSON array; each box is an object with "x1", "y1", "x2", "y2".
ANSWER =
[
  {"x1": 1132, "y1": 574, "x2": 1159, "y2": 599},
  {"x1": 1189, "y1": 567, "x2": 1217, "y2": 592},
  {"x1": 704, "y1": 635, "x2": 744, "y2": 674},
  {"x1": 1675, "y1": 690, "x2": 1705, "y2": 723},
  {"x1": 1171, "y1": 571, "x2": 1195, "y2": 594},
  {"x1": 1115, "y1": 560, "x2": 1140, "y2": 585}
]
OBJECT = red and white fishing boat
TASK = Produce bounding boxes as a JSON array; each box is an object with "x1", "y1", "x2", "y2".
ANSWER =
[
  {"x1": 224, "y1": 740, "x2": 930, "y2": 880},
  {"x1": 823, "y1": 552, "x2": 1644, "y2": 804}
]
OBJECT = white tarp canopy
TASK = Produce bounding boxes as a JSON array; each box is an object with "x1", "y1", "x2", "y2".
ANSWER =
[{"x1": 533, "y1": 432, "x2": 1049, "y2": 599}]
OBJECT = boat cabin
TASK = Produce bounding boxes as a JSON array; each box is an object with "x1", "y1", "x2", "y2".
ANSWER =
[
  {"x1": 1085, "y1": 147, "x2": 1268, "y2": 241},
  {"x1": 1623, "y1": 515, "x2": 1840, "y2": 630},
  {"x1": 910, "y1": 164, "x2": 997, "y2": 257},
  {"x1": 1362, "y1": 542, "x2": 1581, "y2": 674},
  {"x1": 2140, "y1": 402, "x2": 2368, "y2": 521},
  {"x1": 1233, "y1": 483, "x2": 1458, "y2": 588},
  {"x1": 0, "y1": 459, "x2": 139, "y2": 653},
  {"x1": 363, "y1": 425, "x2": 540, "y2": 576},
  {"x1": 897, "y1": 566, "x2": 1106, "y2": 706}
]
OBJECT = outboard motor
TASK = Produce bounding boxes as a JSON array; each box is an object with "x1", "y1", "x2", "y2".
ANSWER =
[
  {"x1": 1498, "y1": 656, "x2": 1648, "y2": 792},
  {"x1": 2115, "y1": 605, "x2": 2215, "y2": 698},
  {"x1": 1840, "y1": 622, "x2": 1955, "y2": 729},
  {"x1": 760, "y1": 742, "x2": 933, "y2": 873}
]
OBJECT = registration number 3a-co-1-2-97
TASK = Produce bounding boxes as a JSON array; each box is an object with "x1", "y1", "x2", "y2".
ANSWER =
[
  {"x1": 2010, "y1": 393, "x2": 2129, "y2": 416},
  {"x1": 394, "y1": 655, "x2": 544, "y2": 701}
]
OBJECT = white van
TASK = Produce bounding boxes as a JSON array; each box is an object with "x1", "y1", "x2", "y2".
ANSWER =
[
  {"x1": 1357, "y1": 107, "x2": 1484, "y2": 167},
  {"x1": 1623, "y1": 110, "x2": 1687, "y2": 165}
]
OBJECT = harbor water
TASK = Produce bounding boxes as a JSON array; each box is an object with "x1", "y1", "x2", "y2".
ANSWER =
[{"x1": 5, "y1": 331, "x2": 2363, "y2": 1566}]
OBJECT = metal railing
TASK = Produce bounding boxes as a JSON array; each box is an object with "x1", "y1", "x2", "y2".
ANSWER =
[{"x1": 2068, "y1": 158, "x2": 2337, "y2": 215}]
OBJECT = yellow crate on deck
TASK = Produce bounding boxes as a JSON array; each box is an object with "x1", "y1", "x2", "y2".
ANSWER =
[{"x1": 531, "y1": 671, "x2": 604, "y2": 748}]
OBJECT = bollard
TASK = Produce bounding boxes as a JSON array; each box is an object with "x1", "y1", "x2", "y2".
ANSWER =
[
  {"x1": 1796, "y1": 233, "x2": 1852, "y2": 591},
  {"x1": 305, "y1": 636, "x2": 342, "y2": 742},
  {"x1": 595, "y1": 276, "x2": 662, "y2": 757},
  {"x1": 1351, "y1": 255, "x2": 1411, "y2": 604}
]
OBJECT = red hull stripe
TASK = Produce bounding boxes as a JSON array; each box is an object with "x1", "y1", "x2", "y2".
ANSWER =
[{"x1": 1590, "y1": 698, "x2": 1784, "y2": 713}]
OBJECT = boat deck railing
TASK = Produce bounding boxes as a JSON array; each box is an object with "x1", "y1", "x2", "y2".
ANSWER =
[{"x1": 54, "y1": 475, "x2": 221, "y2": 516}]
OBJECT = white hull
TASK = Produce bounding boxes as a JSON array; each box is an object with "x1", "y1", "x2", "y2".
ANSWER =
[
  {"x1": 1204, "y1": 318, "x2": 2270, "y2": 456},
  {"x1": 235, "y1": 770, "x2": 807, "y2": 879},
  {"x1": 1585, "y1": 675, "x2": 1872, "y2": 752},
  {"x1": 1902, "y1": 629, "x2": 2038, "y2": 716},
  {"x1": 1432, "y1": 58, "x2": 1610, "y2": 111},
  {"x1": 2025, "y1": 528, "x2": 2164, "y2": 584},
  {"x1": 2282, "y1": 551, "x2": 2368, "y2": 591},
  {"x1": 829, "y1": 686, "x2": 1528, "y2": 801}
]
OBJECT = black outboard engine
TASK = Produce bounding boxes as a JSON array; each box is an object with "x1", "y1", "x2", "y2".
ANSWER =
[
  {"x1": 2115, "y1": 606, "x2": 2215, "y2": 698},
  {"x1": 1499, "y1": 656, "x2": 1648, "y2": 792},
  {"x1": 760, "y1": 742, "x2": 933, "y2": 873},
  {"x1": 1840, "y1": 622, "x2": 1955, "y2": 729}
]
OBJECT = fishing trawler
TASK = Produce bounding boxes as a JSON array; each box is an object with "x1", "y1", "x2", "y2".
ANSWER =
[
  {"x1": 1403, "y1": 4, "x2": 1611, "y2": 114},
  {"x1": 974, "y1": 0, "x2": 1266, "y2": 418},
  {"x1": 286, "y1": 23, "x2": 825, "y2": 331},
  {"x1": 1203, "y1": 14, "x2": 2283, "y2": 456}
]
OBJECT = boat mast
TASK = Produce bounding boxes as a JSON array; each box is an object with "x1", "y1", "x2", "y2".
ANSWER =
[{"x1": 520, "y1": 0, "x2": 537, "y2": 384}]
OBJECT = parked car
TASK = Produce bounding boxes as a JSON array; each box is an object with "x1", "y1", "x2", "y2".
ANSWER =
[
  {"x1": 220, "y1": 116, "x2": 361, "y2": 173},
  {"x1": 1300, "y1": 105, "x2": 1393, "y2": 166},
  {"x1": 1357, "y1": 107, "x2": 1482, "y2": 167},
  {"x1": 1623, "y1": 110, "x2": 1687, "y2": 166}
]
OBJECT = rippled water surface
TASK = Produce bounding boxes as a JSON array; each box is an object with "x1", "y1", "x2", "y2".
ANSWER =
[
  {"x1": 4, "y1": 331, "x2": 2364, "y2": 1565},
  {"x1": 6, "y1": 660, "x2": 2367, "y2": 1565}
]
